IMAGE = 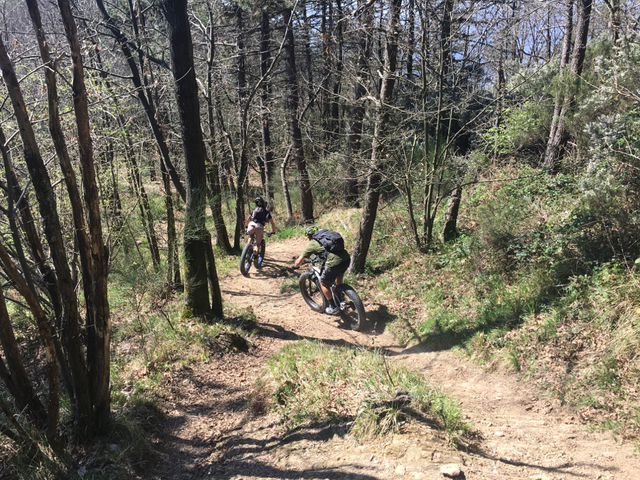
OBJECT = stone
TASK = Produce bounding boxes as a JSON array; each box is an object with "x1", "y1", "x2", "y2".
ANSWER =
[{"x1": 440, "y1": 463, "x2": 461, "y2": 477}]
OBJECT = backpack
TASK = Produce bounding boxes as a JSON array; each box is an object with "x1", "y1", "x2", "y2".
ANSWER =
[
  {"x1": 311, "y1": 229, "x2": 344, "y2": 255},
  {"x1": 251, "y1": 206, "x2": 269, "y2": 225}
]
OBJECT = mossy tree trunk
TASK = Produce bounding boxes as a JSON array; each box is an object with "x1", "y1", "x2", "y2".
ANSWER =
[{"x1": 161, "y1": 0, "x2": 219, "y2": 317}]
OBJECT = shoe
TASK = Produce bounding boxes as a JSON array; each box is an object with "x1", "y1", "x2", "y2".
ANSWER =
[{"x1": 325, "y1": 304, "x2": 340, "y2": 315}]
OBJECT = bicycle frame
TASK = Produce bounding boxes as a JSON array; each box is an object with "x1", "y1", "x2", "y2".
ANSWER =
[{"x1": 305, "y1": 255, "x2": 344, "y2": 310}]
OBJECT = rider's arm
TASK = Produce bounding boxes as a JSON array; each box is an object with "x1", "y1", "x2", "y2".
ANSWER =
[
  {"x1": 268, "y1": 217, "x2": 276, "y2": 234},
  {"x1": 293, "y1": 255, "x2": 306, "y2": 269}
]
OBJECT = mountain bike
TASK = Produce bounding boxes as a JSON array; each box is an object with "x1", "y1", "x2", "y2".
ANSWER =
[
  {"x1": 240, "y1": 232, "x2": 273, "y2": 277},
  {"x1": 297, "y1": 255, "x2": 365, "y2": 331}
]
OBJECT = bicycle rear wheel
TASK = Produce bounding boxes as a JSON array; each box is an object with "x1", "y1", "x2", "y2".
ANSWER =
[
  {"x1": 240, "y1": 244, "x2": 253, "y2": 277},
  {"x1": 254, "y1": 239, "x2": 266, "y2": 268},
  {"x1": 299, "y1": 272, "x2": 327, "y2": 312},
  {"x1": 335, "y1": 284, "x2": 365, "y2": 331}
]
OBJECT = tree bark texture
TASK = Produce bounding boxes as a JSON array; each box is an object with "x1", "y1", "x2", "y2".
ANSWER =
[
  {"x1": 443, "y1": 185, "x2": 462, "y2": 242},
  {"x1": 205, "y1": 7, "x2": 232, "y2": 252},
  {"x1": 260, "y1": 11, "x2": 275, "y2": 206},
  {"x1": 544, "y1": 0, "x2": 592, "y2": 171},
  {"x1": 96, "y1": 0, "x2": 186, "y2": 202},
  {"x1": 57, "y1": 0, "x2": 111, "y2": 434},
  {"x1": 161, "y1": 0, "x2": 218, "y2": 317},
  {"x1": 0, "y1": 35, "x2": 94, "y2": 435},
  {"x1": 283, "y1": 7, "x2": 314, "y2": 222},
  {"x1": 0, "y1": 241, "x2": 60, "y2": 445},
  {"x1": 350, "y1": 0, "x2": 402, "y2": 274},
  {"x1": 345, "y1": 0, "x2": 374, "y2": 207}
]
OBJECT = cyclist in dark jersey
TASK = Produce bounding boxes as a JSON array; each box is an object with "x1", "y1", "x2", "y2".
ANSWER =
[{"x1": 246, "y1": 197, "x2": 276, "y2": 254}]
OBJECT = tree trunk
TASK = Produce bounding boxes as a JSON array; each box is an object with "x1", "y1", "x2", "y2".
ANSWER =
[
  {"x1": 443, "y1": 185, "x2": 462, "y2": 242},
  {"x1": 260, "y1": 11, "x2": 275, "y2": 206},
  {"x1": 161, "y1": 0, "x2": 217, "y2": 317},
  {"x1": 0, "y1": 241, "x2": 60, "y2": 447},
  {"x1": 345, "y1": 0, "x2": 374, "y2": 207},
  {"x1": 283, "y1": 7, "x2": 314, "y2": 222},
  {"x1": 350, "y1": 0, "x2": 402, "y2": 274},
  {"x1": 57, "y1": 0, "x2": 111, "y2": 434},
  {"x1": 0, "y1": 127, "x2": 74, "y2": 408},
  {"x1": 281, "y1": 146, "x2": 294, "y2": 222},
  {"x1": 544, "y1": 0, "x2": 592, "y2": 171},
  {"x1": 0, "y1": 276, "x2": 48, "y2": 429},
  {"x1": 233, "y1": 5, "x2": 250, "y2": 249},
  {"x1": 204, "y1": 4, "x2": 232, "y2": 252},
  {"x1": 162, "y1": 158, "x2": 182, "y2": 287},
  {"x1": 0, "y1": 35, "x2": 94, "y2": 436},
  {"x1": 96, "y1": 0, "x2": 186, "y2": 202},
  {"x1": 329, "y1": 0, "x2": 344, "y2": 142}
]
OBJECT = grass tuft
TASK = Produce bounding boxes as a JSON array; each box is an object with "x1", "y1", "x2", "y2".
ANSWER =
[{"x1": 257, "y1": 340, "x2": 469, "y2": 444}]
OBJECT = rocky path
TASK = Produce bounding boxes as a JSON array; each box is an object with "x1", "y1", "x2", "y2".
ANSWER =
[{"x1": 151, "y1": 238, "x2": 640, "y2": 480}]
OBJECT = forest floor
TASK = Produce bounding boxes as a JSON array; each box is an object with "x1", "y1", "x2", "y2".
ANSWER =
[{"x1": 144, "y1": 238, "x2": 640, "y2": 480}]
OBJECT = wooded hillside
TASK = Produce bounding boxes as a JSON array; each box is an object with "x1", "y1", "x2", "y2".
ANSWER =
[{"x1": 1, "y1": 0, "x2": 639, "y2": 474}]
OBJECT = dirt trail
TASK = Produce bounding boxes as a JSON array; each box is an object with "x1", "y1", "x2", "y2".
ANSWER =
[{"x1": 151, "y1": 238, "x2": 640, "y2": 480}]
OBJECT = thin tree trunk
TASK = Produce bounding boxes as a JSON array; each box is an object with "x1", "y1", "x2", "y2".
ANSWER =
[
  {"x1": 96, "y1": 0, "x2": 186, "y2": 201},
  {"x1": 0, "y1": 241, "x2": 60, "y2": 448},
  {"x1": 57, "y1": 0, "x2": 111, "y2": 434},
  {"x1": 281, "y1": 146, "x2": 294, "y2": 222},
  {"x1": 0, "y1": 272, "x2": 48, "y2": 429},
  {"x1": 345, "y1": 0, "x2": 373, "y2": 207},
  {"x1": 0, "y1": 127, "x2": 74, "y2": 408},
  {"x1": 443, "y1": 184, "x2": 462, "y2": 242},
  {"x1": 26, "y1": 0, "x2": 97, "y2": 359},
  {"x1": 161, "y1": 158, "x2": 182, "y2": 286},
  {"x1": 260, "y1": 11, "x2": 275, "y2": 206},
  {"x1": 233, "y1": 5, "x2": 250, "y2": 249},
  {"x1": 204, "y1": 4, "x2": 232, "y2": 252},
  {"x1": 284, "y1": 7, "x2": 314, "y2": 222},
  {"x1": 300, "y1": 0, "x2": 315, "y2": 106},
  {"x1": 329, "y1": 0, "x2": 344, "y2": 141},
  {"x1": 350, "y1": 0, "x2": 402, "y2": 274},
  {"x1": 544, "y1": 0, "x2": 592, "y2": 171},
  {"x1": 0, "y1": 35, "x2": 94, "y2": 436}
]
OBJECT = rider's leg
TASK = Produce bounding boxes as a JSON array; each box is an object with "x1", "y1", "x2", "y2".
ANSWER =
[
  {"x1": 320, "y1": 284, "x2": 332, "y2": 301},
  {"x1": 319, "y1": 266, "x2": 341, "y2": 313},
  {"x1": 254, "y1": 227, "x2": 264, "y2": 254}
]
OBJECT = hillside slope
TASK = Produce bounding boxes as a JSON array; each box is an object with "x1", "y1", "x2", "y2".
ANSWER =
[{"x1": 146, "y1": 238, "x2": 640, "y2": 479}]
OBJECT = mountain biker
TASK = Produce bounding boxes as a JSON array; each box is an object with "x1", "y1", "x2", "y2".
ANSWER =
[
  {"x1": 246, "y1": 197, "x2": 276, "y2": 255},
  {"x1": 293, "y1": 225, "x2": 350, "y2": 315}
]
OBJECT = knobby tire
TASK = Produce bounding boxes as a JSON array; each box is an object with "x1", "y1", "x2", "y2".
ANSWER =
[
  {"x1": 335, "y1": 284, "x2": 364, "y2": 331},
  {"x1": 240, "y1": 244, "x2": 253, "y2": 277},
  {"x1": 299, "y1": 272, "x2": 326, "y2": 312}
]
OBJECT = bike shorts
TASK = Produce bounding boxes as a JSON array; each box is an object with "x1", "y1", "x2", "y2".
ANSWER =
[
  {"x1": 246, "y1": 221, "x2": 266, "y2": 247},
  {"x1": 320, "y1": 259, "x2": 350, "y2": 288},
  {"x1": 246, "y1": 221, "x2": 264, "y2": 236}
]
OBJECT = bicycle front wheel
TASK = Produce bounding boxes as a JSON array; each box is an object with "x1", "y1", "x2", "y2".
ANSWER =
[
  {"x1": 299, "y1": 272, "x2": 327, "y2": 313},
  {"x1": 254, "y1": 239, "x2": 266, "y2": 268},
  {"x1": 335, "y1": 284, "x2": 365, "y2": 331},
  {"x1": 240, "y1": 244, "x2": 253, "y2": 277}
]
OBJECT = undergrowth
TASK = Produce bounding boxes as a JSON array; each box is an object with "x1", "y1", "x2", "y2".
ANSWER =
[
  {"x1": 358, "y1": 164, "x2": 640, "y2": 442},
  {"x1": 256, "y1": 340, "x2": 469, "y2": 445}
]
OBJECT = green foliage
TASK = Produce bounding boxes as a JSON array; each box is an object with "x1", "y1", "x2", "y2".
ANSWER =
[
  {"x1": 257, "y1": 341, "x2": 468, "y2": 443},
  {"x1": 481, "y1": 104, "x2": 549, "y2": 155}
]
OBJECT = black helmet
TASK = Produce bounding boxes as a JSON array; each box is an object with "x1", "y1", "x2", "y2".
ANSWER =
[{"x1": 255, "y1": 196, "x2": 265, "y2": 207}]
